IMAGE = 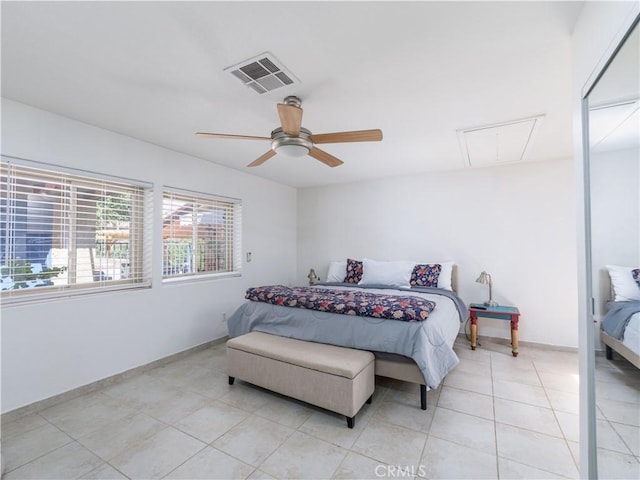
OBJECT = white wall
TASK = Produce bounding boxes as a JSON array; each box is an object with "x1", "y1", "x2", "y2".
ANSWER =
[
  {"x1": 1, "y1": 99, "x2": 297, "y2": 413},
  {"x1": 590, "y1": 147, "x2": 640, "y2": 319},
  {"x1": 297, "y1": 159, "x2": 577, "y2": 348}
]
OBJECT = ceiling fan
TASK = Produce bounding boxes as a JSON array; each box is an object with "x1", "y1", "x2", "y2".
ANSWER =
[{"x1": 196, "y1": 96, "x2": 383, "y2": 167}]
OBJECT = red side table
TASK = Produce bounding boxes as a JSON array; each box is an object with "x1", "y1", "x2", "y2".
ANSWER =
[{"x1": 469, "y1": 304, "x2": 520, "y2": 357}]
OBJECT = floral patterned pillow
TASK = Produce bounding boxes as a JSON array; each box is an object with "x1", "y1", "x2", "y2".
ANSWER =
[
  {"x1": 410, "y1": 264, "x2": 442, "y2": 287},
  {"x1": 633, "y1": 269, "x2": 640, "y2": 290},
  {"x1": 344, "y1": 258, "x2": 363, "y2": 283}
]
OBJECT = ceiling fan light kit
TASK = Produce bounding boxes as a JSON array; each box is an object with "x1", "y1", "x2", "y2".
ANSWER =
[
  {"x1": 275, "y1": 144, "x2": 309, "y2": 158},
  {"x1": 271, "y1": 127, "x2": 312, "y2": 157},
  {"x1": 196, "y1": 95, "x2": 382, "y2": 168}
]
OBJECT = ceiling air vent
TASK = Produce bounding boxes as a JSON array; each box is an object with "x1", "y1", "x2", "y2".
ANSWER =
[
  {"x1": 457, "y1": 115, "x2": 545, "y2": 168},
  {"x1": 225, "y1": 52, "x2": 298, "y2": 94}
]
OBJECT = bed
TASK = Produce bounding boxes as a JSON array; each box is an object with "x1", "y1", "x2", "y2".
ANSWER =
[
  {"x1": 599, "y1": 265, "x2": 640, "y2": 369},
  {"x1": 226, "y1": 259, "x2": 467, "y2": 391}
]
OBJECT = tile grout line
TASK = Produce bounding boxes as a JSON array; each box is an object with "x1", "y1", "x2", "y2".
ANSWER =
[
  {"x1": 158, "y1": 443, "x2": 211, "y2": 479},
  {"x1": 596, "y1": 413, "x2": 637, "y2": 457},
  {"x1": 79, "y1": 413, "x2": 173, "y2": 478},
  {"x1": 532, "y1": 356, "x2": 580, "y2": 474},
  {"x1": 4, "y1": 342, "x2": 637, "y2": 479},
  {"x1": 98, "y1": 461, "x2": 132, "y2": 480},
  {"x1": 490, "y1": 352, "x2": 501, "y2": 479},
  {"x1": 491, "y1": 348, "x2": 585, "y2": 479},
  {"x1": 0, "y1": 412, "x2": 76, "y2": 476}
]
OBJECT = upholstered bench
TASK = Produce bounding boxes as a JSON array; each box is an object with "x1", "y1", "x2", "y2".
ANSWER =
[
  {"x1": 374, "y1": 352, "x2": 427, "y2": 410},
  {"x1": 226, "y1": 332, "x2": 375, "y2": 428}
]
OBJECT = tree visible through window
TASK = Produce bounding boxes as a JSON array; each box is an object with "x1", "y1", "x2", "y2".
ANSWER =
[
  {"x1": 0, "y1": 158, "x2": 151, "y2": 303},
  {"x1": 162, "y1": 188, "x2": 241, "y2": 279}
]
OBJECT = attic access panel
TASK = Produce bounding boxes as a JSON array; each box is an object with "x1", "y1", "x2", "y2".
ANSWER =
[
  {"x1": 457, "y1": 115, "x2": 545, "y2": 168},
  {"x1": 225, "y1": 52, "x2": 299, "y2": 94}
]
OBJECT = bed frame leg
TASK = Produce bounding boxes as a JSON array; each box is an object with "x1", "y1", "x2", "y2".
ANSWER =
[
  {"x1": 420, "y1": 384, "x2": 427, "y2": 410},
  {"x1": 346, "y1": 416, "x2": 355, "y2": 429},
  {"x1": 228, "y1": 376, "x2": 235, "y2": 385},
  {"x1": 366, "y1": 394, "x2": 373, "y2": 405},
  {"x1": 605, "y1": 345, "x2": 613, "y2": 360}
]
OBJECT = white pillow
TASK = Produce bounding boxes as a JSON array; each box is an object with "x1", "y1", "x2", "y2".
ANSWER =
[
  {"x1": 358, "y1": 258, "x2": 415, "y2": 288},
  {"x1": 326, "y1": 261, "x2": 347, "y2": 283},
  {"x1": 437, "y1": 261, "x2": 454, "y2": 291},
  {"x1": 606, "y1": 265, "x2": 640, "y2": 302}
]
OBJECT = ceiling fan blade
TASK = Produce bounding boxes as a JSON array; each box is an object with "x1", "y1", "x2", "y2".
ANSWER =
[
  {"x1": 308, "y1": 147, "x2": 344, "y2": 168},
  {"x1": 310, "y1": 129, "x2": 383, "y2": 144},
  {"x1": 196, "y1": 132, "x2": 270, "y2": 141},
  {"x1": 247, "y1": 149, "x2": 276, "y2": 167},
  {"x1": 277, "y1": 103, "x2": 303, "y2": 136}
]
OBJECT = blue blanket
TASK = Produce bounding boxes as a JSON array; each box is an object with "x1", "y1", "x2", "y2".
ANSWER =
[
  {"x1": 600, "y1": 301, "x2": 640, "y2": 340},
  {"x1": 227, "y1": 284, "x2": 466, "y2": 388}
]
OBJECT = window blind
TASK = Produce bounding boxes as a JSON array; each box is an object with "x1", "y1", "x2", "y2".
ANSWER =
[
  {"x1": 162, "y1": 187, "x2": 242, "y2": 280},
  {"x1": 1, "y1": 157, "x2": 152, "y2": 305}
]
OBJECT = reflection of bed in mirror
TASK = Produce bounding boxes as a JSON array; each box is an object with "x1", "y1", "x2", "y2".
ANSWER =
[
  {"x1": 599, "y1": 265, "x2": 640, "y2": 369},
  {"x1": 601, "y1": 317, "x2": 640, "y2": 369}
]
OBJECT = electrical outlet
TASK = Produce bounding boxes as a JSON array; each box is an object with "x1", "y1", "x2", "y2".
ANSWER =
[{"x1": 246, "y1": 252, "x2": 252, "y2": 263}]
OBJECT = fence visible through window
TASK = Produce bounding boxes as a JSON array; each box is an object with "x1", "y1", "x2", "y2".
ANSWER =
[{"x1": 162, "y1": 188, "x2": 241, "y2": 280}]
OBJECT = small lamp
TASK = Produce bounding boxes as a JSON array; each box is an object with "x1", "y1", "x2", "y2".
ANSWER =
[
  {"x1": 307, "y1": 268, "x2": 319, "y2": 285},
  {"x1": 476, "y1": 271, "x2": 498, "y2": 307}
]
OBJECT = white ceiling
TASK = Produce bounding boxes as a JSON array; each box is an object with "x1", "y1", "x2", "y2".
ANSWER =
[{"x1": 1, "y1": 1, "x2": 586, "y2": 188}]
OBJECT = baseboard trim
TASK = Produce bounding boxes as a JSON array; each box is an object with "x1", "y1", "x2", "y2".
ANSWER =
[
  {"x1": 455, "y1": 332, "x2": 578, "y2": 353},
  {"x1": 2, "y1": 336, "x2": 228, "y2": 423}
]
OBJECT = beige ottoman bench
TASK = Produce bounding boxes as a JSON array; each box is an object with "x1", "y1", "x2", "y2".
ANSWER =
[{"x1": 226, "y1": 332, "x2": 375, "y2": 428}]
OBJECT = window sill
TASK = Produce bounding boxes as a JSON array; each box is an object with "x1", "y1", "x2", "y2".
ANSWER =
[
  {"x1": 1, "y1": 283, "x2": 152, "y2": 307},
  {"x1": 162, "y1": 272, "x2": 241, "y2": 286}
]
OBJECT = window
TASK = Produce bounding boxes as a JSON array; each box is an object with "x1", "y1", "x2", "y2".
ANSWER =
[
  {"x1": 162, "y1": 187, "x2": 242, "y2": 280},
  {"x1": 1, "y1": 157, "x2": 152, "y2": 304}
]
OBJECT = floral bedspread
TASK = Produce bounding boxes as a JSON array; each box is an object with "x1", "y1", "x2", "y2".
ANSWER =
[{"x1": 245, "y1": 285, "x2": 436, "y2": 322}]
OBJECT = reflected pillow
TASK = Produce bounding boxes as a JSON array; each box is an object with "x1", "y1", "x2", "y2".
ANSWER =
[{"x1": 606, "y1": 265, "x2": 640, "y2": 302}]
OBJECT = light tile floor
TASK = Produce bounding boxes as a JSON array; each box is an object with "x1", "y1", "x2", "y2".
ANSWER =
[{"x1": 2, "y1": 336, "x2": 639, "y2": 479}]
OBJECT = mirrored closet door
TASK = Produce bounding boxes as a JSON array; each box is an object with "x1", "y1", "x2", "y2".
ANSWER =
[{"x1": 585, "y1": 17, "x2": 640, "y2": 480}]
